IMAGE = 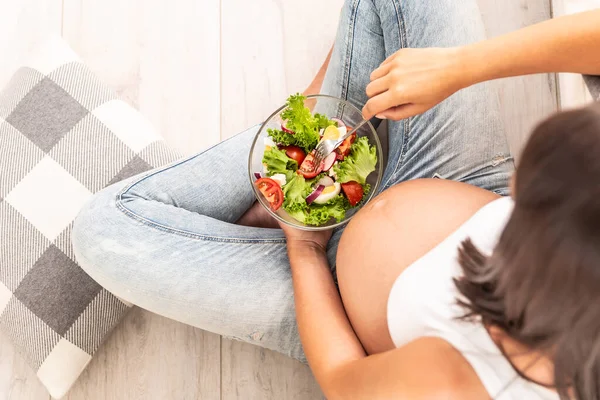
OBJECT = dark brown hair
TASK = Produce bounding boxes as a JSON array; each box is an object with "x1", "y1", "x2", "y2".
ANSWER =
[{"x1": 455, "y1": 104, "x2": 600, "y2": 400}]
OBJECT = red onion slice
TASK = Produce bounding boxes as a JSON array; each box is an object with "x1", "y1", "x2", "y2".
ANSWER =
[
  {"x1": 331, "y1": 118, "x2": 346, "y2": 129},
  {"x1": 254, "y1": 172, "x2": 262, "y2": 180},
  {"x1": 306, "y1": 185, "x2": 325, "y2": 205}
]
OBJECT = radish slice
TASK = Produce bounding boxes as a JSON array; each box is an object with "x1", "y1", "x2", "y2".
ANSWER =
[
  {"x1": 331, "y1": 118, "x2": 346, "y2": 128},
  {"x1": 281, "y1": 121, "x2": 295, "y2": 134},
  {"x1": 322, "y1": 152, "x2": 337, "y2": 171},
  {"x1": 317, "y1": 176, "x2": 334, "y2": 187},
  {"x1": 306, "y1": 185, "x2": 325, "y2": 205},
  {"x1": 254, "y1": 172, "x2": 262, "y2": 180}
]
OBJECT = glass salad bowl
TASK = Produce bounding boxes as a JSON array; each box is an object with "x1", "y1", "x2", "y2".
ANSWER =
[{"x1": 248, "y1": 94, "x2": 384, "y2": 231}]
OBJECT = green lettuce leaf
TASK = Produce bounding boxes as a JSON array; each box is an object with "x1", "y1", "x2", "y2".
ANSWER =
[
  {"x1": 262, "y1": 147, "x2": 297, "y2": 180},
  {"x1": 315, "y1": 113, "x2": 335, "y2": 130},
  {"x1": 267, "y1": 128, "x2": 295, "y2": 146},
  {"x1": 333, "y1": 136, "x2": 377, "y2": 185},
  {"x1": 285, "y1": 204, "x2": 310, "y2": 224},
  {"x1": 281, "y1": 174, "x2": 310, "y2": 223},
  {"x1": 305, "y1": 195, "x2": 348, "y2": 225},
  {"x1": 282, "y1": 173, "x2": 310, "y2": 205},
  {"x1": 278, "y1": 94, "x2": 335, "y2": 152},
  {"x1": 281, "y1": 176, "x2": 350, "y2": 226}
]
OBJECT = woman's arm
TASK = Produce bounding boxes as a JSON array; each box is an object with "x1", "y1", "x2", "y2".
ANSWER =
[
  {"x1": 463, "y1": 9, "x2": 600, "y2": 84},
  {"x1": 284, "y1": 239, "x2": 473, "y2": 399},
  {"x1": 287, "y1": 243, "x2": 366, "y2": 380},
  {"x1": 363, "y1": 9, "x2": 600, "y2": 120}
]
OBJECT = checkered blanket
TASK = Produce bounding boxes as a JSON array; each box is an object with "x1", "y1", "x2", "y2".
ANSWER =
[{"x1": 0, "y1": 37, "x2": 181, "y2": 398}]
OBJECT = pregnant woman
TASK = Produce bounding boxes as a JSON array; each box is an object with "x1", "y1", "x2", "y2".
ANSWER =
[{"x1": 73, "y1": 1, "x2": 600, "y2": 399}]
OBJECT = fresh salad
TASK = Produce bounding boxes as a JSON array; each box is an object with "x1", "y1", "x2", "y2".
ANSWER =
[{"x1": 254, "y1": 94, "x2": 378, "y2": 226}]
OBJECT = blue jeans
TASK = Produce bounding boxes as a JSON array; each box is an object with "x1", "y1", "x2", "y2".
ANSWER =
[{"x1": 72, "y1": 0, "x2": 513, "y2": 362}]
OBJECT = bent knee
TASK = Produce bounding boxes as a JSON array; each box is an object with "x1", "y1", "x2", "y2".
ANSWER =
[{"x1": 72, "y1": 185, "x2": 127, "y2": 278}]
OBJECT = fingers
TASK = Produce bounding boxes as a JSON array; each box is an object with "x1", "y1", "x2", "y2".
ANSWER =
[
  {"x1": 381, "y1": 53, "x2": 396, "y2": 66},
  {"x1": 362, "y1": 91, "x2": 400, "y2": 119},
  {"x1": 376, "y1": 104, "x2": 424, "y2": 121},
  {"x1": 365, "y1": 75, "x2": 391, "y2": 98},
  {"x1": 370, "y1": 62, "x2": 392, "y2": 81},
  {"x1": 371, "y1": 49, "x2": 401, "y2": 79}
]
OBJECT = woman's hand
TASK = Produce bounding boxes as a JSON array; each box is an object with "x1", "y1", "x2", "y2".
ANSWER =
[
  {"x1": 362, "y1": 47, "x2": 469, "y2": 120},
  {"x1": 279, "y1": 222, "x2": 332, "y2": 254}
]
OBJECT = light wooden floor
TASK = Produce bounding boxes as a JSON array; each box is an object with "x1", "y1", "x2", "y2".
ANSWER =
[{"x1": 0, "y1": 0, "x2": 561, "y2": 399}]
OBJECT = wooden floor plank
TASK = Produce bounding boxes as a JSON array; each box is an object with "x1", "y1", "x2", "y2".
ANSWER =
[
  {"x1": 65, "y1": 309, "x2": 221, "y2": 400},
  {"x1": 221, "y1": 339, "x2": 324, "y2": 400},
  {"x1": 220, "y1": 0, "x2": 342, "y2": 397},
  {"x1": 0, "y1": 333, "x2": 50, "y2": 400},
  {"x1": 62, "y1": 0, "x2": 222, "y2": 156},
  {"x1": 0, "y1": 0, "x2": 62, "y2": 89},
  {"x1": 219, "y1": 1, "x2": 556, "y2": 399},
  {"x1": 220, "y1": 0, "x2": 343, "y2": 140}
]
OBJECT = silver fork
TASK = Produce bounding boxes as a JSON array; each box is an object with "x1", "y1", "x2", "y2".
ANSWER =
[{"x1": 312, "y1": 118, "x2": 370, "y2": 168}]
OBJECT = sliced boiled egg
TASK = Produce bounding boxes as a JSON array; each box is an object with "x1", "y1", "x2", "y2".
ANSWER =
[
  {"x1": 271, "y1": 173, "x2": 287, "y2": 187},
  {"x1": 313, "y1": 182, "x2": 341, "y2": 204},
  {"x1": 320, "y1": 125, "x2": 347, "y2": 142},
  {"x1": 264, "y1": 137, "x2": 276, "y2": 151},
  {"x1": 322, "y1": 125, "x2": 340, "y2": 141}
]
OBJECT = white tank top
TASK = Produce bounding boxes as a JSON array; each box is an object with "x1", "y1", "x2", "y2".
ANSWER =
[{"x1": 387, "y1": 197, "x2": 558, "y2": 400}]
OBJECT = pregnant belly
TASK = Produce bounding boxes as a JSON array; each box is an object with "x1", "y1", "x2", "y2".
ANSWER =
[{"x1": 336, "y1": 179, "x2": 498, "y2": 354}]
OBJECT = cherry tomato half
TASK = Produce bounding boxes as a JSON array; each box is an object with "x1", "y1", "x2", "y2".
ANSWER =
[
  {"x1": 298, "y1": 151, "x2": 323, "y2": 179},
  {"x1": 282, "y1": 145, "x2": 306, "y2": 166},
  {"x1": 255, "y1": 178, "x2": 284, "y2": 211},
  {"x1": 341, "y1": 181, "x2": 364, "y2": 206}
]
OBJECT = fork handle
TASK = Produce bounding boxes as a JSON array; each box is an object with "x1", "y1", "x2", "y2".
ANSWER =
[{"x1": 342, "y1": 118, "x2": 370, "y2": 142}]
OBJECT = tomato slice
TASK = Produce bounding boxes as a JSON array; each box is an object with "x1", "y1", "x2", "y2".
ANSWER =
[
  {"x1": 255, "y1": 178, "x2": 284, "y2": 211},
  {"x1": 282, "y1": 145, "x2": 306, "y2": 166},
  {"x1": 341, "y1": 181, "x2": 364, "y2": 206},
  {"x1": 335, "y1": 133, "x2": 357, "y2": 161},
  {"x1": 298, "y1": 151, "x2": 323, "y2": 179}
]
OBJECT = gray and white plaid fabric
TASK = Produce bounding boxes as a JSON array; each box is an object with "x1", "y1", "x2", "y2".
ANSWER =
[{"x1": 0, "y1": 37, "x2": 181, "y2": 398}]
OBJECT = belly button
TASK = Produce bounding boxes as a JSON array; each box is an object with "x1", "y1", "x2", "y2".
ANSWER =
[{"x1": 363, "y1": 197, "x2": 385, "y2": 213}]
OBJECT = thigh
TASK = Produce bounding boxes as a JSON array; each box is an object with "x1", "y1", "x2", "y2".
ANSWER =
[
  {"x1": 379, "y1": 0, "x2": 513, "y2": 192},
  {"x1": 322, "y1": 0, "x2": 386, "y2": 115},
  {"x1": 382, "y1": 0, "x2": 513, "y2": 192},
  {"x1": 324, "y1": 0, "x2": 514, "y2": 195}
]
